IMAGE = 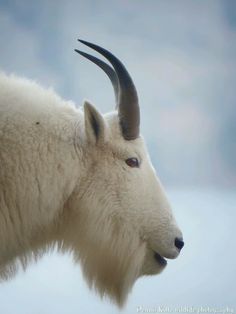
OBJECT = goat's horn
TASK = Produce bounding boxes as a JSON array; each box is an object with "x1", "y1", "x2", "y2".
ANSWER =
[
  {"x1": 77, "y1": 39, "x2": 140, "y2": 140},
  {"x1": 74, "y1": 49, "x2": 119, "y2": 104}
]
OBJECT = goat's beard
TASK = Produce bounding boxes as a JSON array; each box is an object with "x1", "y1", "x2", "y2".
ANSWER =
[
  {"x1": 63, "y1": 211, "x2": 146, "y2": 307},
  {"x1": 76, "y1": 236, "x2": 146, "y2": 307}
]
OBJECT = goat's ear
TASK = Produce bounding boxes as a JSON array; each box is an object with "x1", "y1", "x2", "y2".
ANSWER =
[{"x1": 84, "y1": 100, "x2": 106, "y2": 145}]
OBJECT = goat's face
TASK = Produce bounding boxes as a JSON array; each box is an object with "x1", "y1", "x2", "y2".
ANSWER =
[
  {"x1": 81, "y1": 104, "x2": 183, "y2": 276},
  {"x1": 73, "y1": 40, "x2": 183, "y2": 306}
]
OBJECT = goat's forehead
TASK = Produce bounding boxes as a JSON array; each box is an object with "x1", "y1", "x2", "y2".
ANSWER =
[
  {"x1": 104, "y1": 111, "x2": 122, "y2": 140},
  {"x1": 104, "y1": 111, "x2": 147, "y2": 155}
]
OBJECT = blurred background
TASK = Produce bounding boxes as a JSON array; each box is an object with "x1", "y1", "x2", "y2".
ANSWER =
[{"x1": 0, "y1": 0, "x2": 235, "y2": 313}]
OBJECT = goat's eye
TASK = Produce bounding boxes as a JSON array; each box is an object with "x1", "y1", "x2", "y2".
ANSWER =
[{"x1": 125, "y1": 157, "x2": 140, "y2": 168}]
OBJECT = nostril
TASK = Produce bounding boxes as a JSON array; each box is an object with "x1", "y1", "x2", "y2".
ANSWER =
[{"x1": 175, "y1": 237, "x2": 184, "y2": 251}]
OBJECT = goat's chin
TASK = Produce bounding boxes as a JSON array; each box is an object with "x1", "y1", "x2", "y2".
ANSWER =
[{"x1": 141, "y1": 248, "x2": 167, "y2": 276}]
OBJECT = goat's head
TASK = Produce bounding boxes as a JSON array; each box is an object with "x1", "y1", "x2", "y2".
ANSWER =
[{"x1": 72, "y1": 40, "x2": 183, "y2": 306}]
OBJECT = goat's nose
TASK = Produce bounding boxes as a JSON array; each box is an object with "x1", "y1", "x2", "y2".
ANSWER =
[{"x1": 175, "y1": 237, "x2": 184, "y2": 251}]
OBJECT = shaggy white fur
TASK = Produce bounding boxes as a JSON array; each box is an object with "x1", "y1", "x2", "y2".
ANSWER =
[{"x1": 0, "y1": 72, "x2": 182, "y2": 306}]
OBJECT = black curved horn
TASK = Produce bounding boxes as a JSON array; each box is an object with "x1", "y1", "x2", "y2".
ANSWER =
[
  {"x1": 74, "y1": 49, "x2": 119, "y2": 104},
  {"x1": 76, "y1": 39, "x2": 140, "y2": 140}
]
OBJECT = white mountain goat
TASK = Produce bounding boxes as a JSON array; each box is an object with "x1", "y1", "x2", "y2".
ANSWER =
[{"x1": 0, "y1": 40, "x2": 184, "y2": 306}]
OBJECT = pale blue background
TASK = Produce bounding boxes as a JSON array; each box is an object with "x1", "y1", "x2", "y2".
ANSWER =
[{"x1": 0, "y1": 1, "x2": 235, "y2": 313}]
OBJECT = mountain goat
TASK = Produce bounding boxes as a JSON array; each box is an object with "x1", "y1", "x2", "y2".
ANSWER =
[{"x1": 0, "y1": 40, "x2": 184, "y2": 306}]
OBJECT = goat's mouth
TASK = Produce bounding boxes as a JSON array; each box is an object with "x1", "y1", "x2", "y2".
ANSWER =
[{"x1": 154, "y1": 251, "x2": 167, "y2": 266}]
